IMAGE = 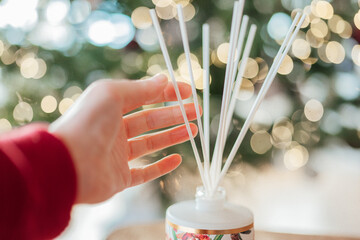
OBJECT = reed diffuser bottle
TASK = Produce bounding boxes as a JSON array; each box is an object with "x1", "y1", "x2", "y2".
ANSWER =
[{"x1": 165, "y1": 187, "x2": 254, "y2": 240}]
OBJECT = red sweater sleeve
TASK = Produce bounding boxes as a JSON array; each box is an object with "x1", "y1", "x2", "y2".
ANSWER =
[{"x1": 0, "y1": 124, "x2": 77, "y2": 240}]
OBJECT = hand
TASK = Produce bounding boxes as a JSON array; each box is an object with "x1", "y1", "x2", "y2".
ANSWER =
[{"x1": 49, "y1": 74, "x2": 199, "y2": 204}]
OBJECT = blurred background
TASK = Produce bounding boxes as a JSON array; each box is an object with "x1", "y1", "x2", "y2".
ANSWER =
[{"x1": 0, "y1": 0, "x2": 359, "y2": 239}]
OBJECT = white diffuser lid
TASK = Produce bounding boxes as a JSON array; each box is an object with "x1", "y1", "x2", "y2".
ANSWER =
[{"x1": 166, "y1": 187, "x2": 253, "y2": 230}]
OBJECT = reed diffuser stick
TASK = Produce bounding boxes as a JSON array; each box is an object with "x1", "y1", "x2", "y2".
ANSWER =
[
  {"x1": 176, "y1": 5, "x2": 210, "y2": 188},
  {"x1": 214, "y1": 0, "x2": 247, "y2": 183},
  {"x1": 202, "y1": 23, "x2": 211, "y2": 179},
  {"x1": 214, "y1": 12, "x2": 306, "y2": 191},
  {"x1": 222, "y1": 15, "x2": 249, "y2": 141},
  {"x1": 215, "y1": 24, "x2": 257, "y2": 184},
  {"x1": 210, "y1": 1, "x2": 241, "y2": 183},
  {"x1": 224, "y1": 23, "x2": 256, "y2": 139},
  {"x1": 150, "y1": 9, "x2": 210, "y2": 193}
]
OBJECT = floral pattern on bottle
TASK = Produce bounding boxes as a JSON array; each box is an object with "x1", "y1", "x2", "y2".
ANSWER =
[{"x1": 165, "y1": 222, "x2": 254, "y2": 240}]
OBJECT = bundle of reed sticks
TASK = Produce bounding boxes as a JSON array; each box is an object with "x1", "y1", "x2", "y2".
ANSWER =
[{"x1": 150, "y1": 0, "x2": 306, "y2": 197}]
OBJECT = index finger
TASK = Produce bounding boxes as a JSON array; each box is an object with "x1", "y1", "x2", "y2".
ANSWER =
[{"x1": 117, "y1": 74, "x2": 192, "y2": 114}]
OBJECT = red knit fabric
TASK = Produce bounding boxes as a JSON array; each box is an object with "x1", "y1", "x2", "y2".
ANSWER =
[{"x1": 0, "y1": 124, "x2": 77, "y2": 240}]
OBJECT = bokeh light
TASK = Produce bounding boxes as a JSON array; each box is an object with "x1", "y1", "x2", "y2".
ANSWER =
[
  {"x1": 68, "y1": 0, "x2": 91, "y2": 24},
  {"x1": 304, "y1": 99, "x2": 324, "y2": 122},
  {"x1": 306, "y1": 30, "x2": 324, "y2": 48},
  {"x1": 298, "y1": 73, "x2": 329, "y2": 102},
  {"x1": 175, "y1": 4, "x2": 196, "y2": 22},
  {"x1": 250, "y1": 130, "x2": 272, "y2": 154},
  {"x1": 315, "y1": 1, "x2": 334, "y2": 20},
  {"x1": 267, "y1": 12, "x2": 292, "y2": 41},
  {"x1": 0, "y1": 0, "x2": 39, "y2": 30},
  {"x1": 283, "y1": 143, "x2": 309, "y2": 171},
  {"x1": 152, "y1": 0, "x2": 173, "y2": 8},
  {"x1": 310, "y1": 18, "x2": 328, "y2": 38},
  {"x1": 291, "y1": 8, "x2": 310, "y2": 28},
  {"x1": 278, "y1": 54, "x2": 294, "y2": 75},
  {"x1": 46, "y1": 0, "x2": 70, "y2": 25},
  {"x1": 321, "y1": 110, "x2": 342, "y2": 135},
  {"x1": 328, "y1": 15, "x2": 344, "y2": 34},
  {"x1": 155, "y1": 4, "x2": 176, "y2": 20},
  {"x1": 292, "y1": 39, "x2": 311, "y2": 59},
  {"x1": 20, "y1": 58, "x2": 39, "y2": 78},
  {"x1": 338, "y1": 21, "x2": 352, "y2": 39},
  {"x1": 252, "y1": 57, "x2": 269, "y2": 83},
  {"x1": 0, "y1": 40, "x2": 4, "y2": 56},
  {"x1": 0, "y1": 118, "x2": 12, "y2": 133},
  {"x1": 354, "y1": 11, "x2": 360, "y2": 30},
  {"x1": 86, "y1": 11, "x2": 135, "y2": 49},
  {"x1": 64, "y1": 86, "x2": 83, "y2": 99},
  {"x1": 136, "y1": 27, "x2": 159, "y2": 51},
  {"x1": 351, "y1": 45, "x2": 360, "y2": 66},
  {"x1": 13, "y1": 102, "x2": 33, "y2": 123},
  {"x1": 147, "y1": 64, "x2": 163, "y2": 76},
  {"x1": 1, "y1": 47, "x2": 16, "y2": 65},
  {"x1": 325, "y1": 41, "x2": 345, "y2": 64},
  {"x1": 88, "y1": 20, "x2": 115, "y2": 46},
  {"x1": 41, "y1": 95, "x2": 58, "y2": 113},
  {"x1": 59, "y1": 98, "x2": 74, "y2": 115},
  {"x1": 34, "y1": 58, "x2": 47, "y2": 79},
  {"x1": 131, "y1": 7, "x2": 152, "y2": 29},
  {"x1": 217, "y1": 43, "x2": 230, "y2": 64},
  {"x1": 317, "y1": 44, "x2": 331, "y2": 63},
  {"x1": 178, "y1": 54, "x2": 203, "y2": 87},
  {"x1": 243, "y1": 58, "x2": 259, "y2": 79},
  {"x1": 272, "y1": 125, "x2": 293, "y2": 148},
  {"x1": 334, "y1": 73, "x2": 360, "y2": 101},
  {"x1": 237, "y1": 79, "x2": 254, "y2": 101}
]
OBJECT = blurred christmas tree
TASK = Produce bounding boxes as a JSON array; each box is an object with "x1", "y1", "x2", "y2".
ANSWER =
[{"x1": 0, "y1": 0, "x2": 359, "y2": 187}]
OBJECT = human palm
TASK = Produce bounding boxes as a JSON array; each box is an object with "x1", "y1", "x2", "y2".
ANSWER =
[{"x1": 50, "y1": 75, "x2": 198, "y2": 203}]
